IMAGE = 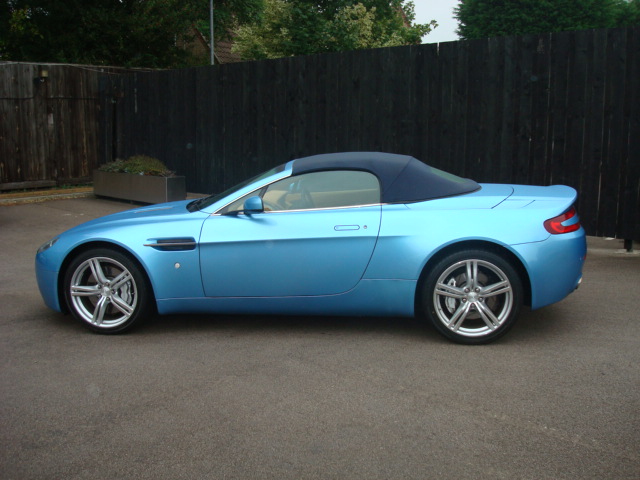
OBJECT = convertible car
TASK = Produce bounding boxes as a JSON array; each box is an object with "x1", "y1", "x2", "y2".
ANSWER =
[{"x1": 36, "y1": 152, "x2": 586, "y2": 344}]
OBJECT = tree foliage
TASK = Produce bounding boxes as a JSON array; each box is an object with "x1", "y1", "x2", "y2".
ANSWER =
[
  {"x1": 232, "y1": 0, "x2": 437, "y2": 60},
  {"x1": 0, "y1": 0, "x2": 263, "y2": 68},
  {"x1": 455, "y1": 0, "x2": 640, "y2": 40}
]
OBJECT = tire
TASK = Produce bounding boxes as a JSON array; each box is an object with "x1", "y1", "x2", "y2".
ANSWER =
[
  {"x1": 63, "y1": 248, "x2": 153, "y2": 334},
  {"x1": 423, "y1": 249, "x2": 523, "y2": 345}
]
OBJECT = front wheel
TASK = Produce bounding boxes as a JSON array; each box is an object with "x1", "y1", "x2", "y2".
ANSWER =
[
  {"x1": 63, "y1": 248, "x2": 153, "y2": 334},
  {"x1": 423, "y1": 250, "x2": 523, "y2": 344}
]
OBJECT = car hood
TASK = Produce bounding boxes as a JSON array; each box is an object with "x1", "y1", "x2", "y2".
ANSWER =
[{"x1": 63, "y1": 199, "x2": 205, "y2": 235}]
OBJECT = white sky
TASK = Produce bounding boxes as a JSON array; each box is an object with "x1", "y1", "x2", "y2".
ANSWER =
[{"x1": 413, "y1": 0, "x2": 460, "y2": 44}]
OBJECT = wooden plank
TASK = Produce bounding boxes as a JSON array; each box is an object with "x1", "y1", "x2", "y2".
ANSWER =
[
  {"x1": 563, "y1": 30, "x2": 589, "y2": 191},
  {"x1": 301, "y1": 53, "x2": 318, "y2": 158},
  {"x1": 241, "y1": 61, "x2": 261, "y2": 173},
  {"x1": 194, "y1": 65, "x2": 221, "y2": 194},
  {"x1": 259, "y1": 57, "x2": 280, "y2": 166},
  {"x1": 358, "y1": 48, "x2": 384, "y2": 153},
  {"x1": 617, "y1": 27, "x2": 640, "y2": 240},
  {"x1": 496, "y1": 36, "x2": 517, "y2": 184},
  {"x1": 598, "y1": 29, "x2": 627, "y2": 237},
  {"x1": 413, "y1": 43, "x2": 433, "y2": 162},
  {"x1": 335, "y1": 49, "x2": 352, "y2": 153},
  {"x1": 577, "y1": 29, "x2": 606, "y2": 235},
  {"x1": 464, "y1": 38, "x2": 489, "y2": 181},
  {"x1": 425, "y1": 42, "x2": 441, "y2": 166},
  {"x1": 511, "y1": 34, "x2": 535, "y2": 185},
  {"x1": 252, "y1": 60, "x2": 270, "y2": 171},
  {"x1": 0, "y1": 180, "x2": 57, "y2": 191},
  {"x1": 31, "y1": 64, "x2": 50, "y2": 182},
  {"x1": 436, "y1": 41, "x2": 457, "y2": 173},
  {"x1": 273, "y1": 57, "x2": 293, "y2": 163},
  {"x1": 323, "y1": 52, "x2": 340, "y2": 155},
  {"x1": 389, "y1": 45, "x2": 415, "y2": 156},
  {"x1": 403, "y1": 45, "x2": 420, "y2": 156},
  {"x1": 114, "y1": 72, "x2": 136, "y2": 160},
  {"x1": 291, "y1": 54, "x2": 310, "y2": 159},
  {"x1": 528, "y1": 33, "x2": 552, "y2": 186},
  {"x1": 482, "y1": 37, "x2": 505, "y2": 183},
  {"x1": 450, "y1": 40, "x2": 468, "y2": 177},
  {"x1": 349, "y1": 48, "x2": 366, "y2": 153},
  {"x1": 547, "y1": 31, "x2": 571, "y2": 187}
]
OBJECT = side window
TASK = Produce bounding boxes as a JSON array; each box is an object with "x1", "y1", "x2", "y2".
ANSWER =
[
  {"x1": 217, "y1": 170, "x2": 380, "y2": 214},
  {"x1": 218, "y1": 190, "x2": 259, "y2": 214},
  {"x1": 263, "y1": 170, "x2": 380, "y2": 211}
]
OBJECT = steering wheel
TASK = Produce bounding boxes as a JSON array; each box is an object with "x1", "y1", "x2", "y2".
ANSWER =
[
  {"x1": 262, "y1": 199, "x2": 280, "y2": 212},
  {"x1": 281, "y1": 185, "x2": 314, "y2": 210}
]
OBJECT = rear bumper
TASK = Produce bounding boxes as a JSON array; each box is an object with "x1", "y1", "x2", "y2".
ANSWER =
[{"x1": 512, "y1": 228, "x2": 586, "y2": 310}]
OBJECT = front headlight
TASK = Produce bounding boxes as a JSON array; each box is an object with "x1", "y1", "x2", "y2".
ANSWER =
[{"x1": 37, "y1": 237, "x2": 59, "y2": 254}]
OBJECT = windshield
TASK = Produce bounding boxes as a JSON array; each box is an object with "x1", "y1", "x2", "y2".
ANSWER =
[{"x1": 187, "y1": 164, "x2": 286, "y2": 212}]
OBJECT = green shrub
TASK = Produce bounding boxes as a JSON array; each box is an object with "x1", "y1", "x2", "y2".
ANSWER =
[{"x1": 99, "y1": 155, "x2": 174, "y2": 177}]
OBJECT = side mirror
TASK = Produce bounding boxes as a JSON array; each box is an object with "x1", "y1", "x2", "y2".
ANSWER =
[{"x1": 243, "y1": 196, "x2": 264, "y2": 215}]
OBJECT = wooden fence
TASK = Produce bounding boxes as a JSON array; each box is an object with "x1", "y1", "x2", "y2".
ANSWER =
[
  {"x1": 0, "y1": 63, "x2": 140, "y2": 189},
  {"x1": 109, "y1": 27, "x2": 639, "y2": 241},
  {"x1": 1, "y1": 27, "x2": 638, "y2": 240}
]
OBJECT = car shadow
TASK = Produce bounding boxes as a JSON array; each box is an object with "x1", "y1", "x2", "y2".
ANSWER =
[
  {"x1": 140, "y1": 312, "x2": 448, "y2": 342},
  {"x1": 43, "y1": 305, "x2": 573, "y2": 345},
  {"x1": 503, "y1": 304, "x2": 577, "y2": 344},
  {"x1": 144, "y1": 309, "x2": 573, "y2": 346}
]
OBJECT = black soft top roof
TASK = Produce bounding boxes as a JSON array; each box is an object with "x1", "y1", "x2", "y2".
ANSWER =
[{"x1": 292, "y1": 152, "x2": 480, "y2": 203}]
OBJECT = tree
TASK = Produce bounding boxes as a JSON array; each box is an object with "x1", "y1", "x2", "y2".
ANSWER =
[
  {"x1": 454, "y1": 0, "x2": 639, "y2": 40},
  {"x1": 0, "y1": 0, "x2": 263, "y2": 68},
  {"x1": 232, "y1": 0, "x2": 437, "y2": 60},
  {"x1": 613, "y1": 0, "x2": 640, "y2": 25}
]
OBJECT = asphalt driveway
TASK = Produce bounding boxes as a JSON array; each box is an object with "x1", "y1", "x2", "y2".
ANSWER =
[{"x1": 1, "y1": 196, "x2": 638, "y2": 479}]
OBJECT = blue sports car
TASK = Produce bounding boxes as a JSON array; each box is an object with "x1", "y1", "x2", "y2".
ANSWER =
[{"x1": 35, "y1": 152, "x2": 586, "y2": 344}]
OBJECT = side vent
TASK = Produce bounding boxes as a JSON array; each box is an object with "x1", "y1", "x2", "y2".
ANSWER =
[{"x1": 144, "y1": 238, "x2": 197, "y2": 251}]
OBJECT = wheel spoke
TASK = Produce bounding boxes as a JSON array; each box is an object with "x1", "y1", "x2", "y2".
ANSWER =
[
  {"x1": 110, "y1": 294, "x2": 134, "y2": 317},
  {"x1": 481, "y1": 280, "x2": 511, "y2": 297},
  {"x1": 89, "y1": 258, "x2": 109, "y2": 284},
  {"x1": 465, "y1": 260, "x2": 479, "y2": 289},
  {"x1": 71, "y1": 285, "x2": 101, "y2": 297},
  {"x1": 449, "y1": 301, "x2": 472, "y2": 331},
  {"x1": 477, "y1": 301, "x2": 500, "y2": 330},
  {"x1": 435, "y1": 282, "x2": 465, "y2": 299},
  {"x1": 110, "y1": 270, "x2": 132, "y2": 290},
  {"x1": 91, "y1": 296, "x2": 110, "y2": 326}
]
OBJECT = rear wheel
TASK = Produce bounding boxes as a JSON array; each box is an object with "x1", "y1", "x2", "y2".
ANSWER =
[
  {"x1": 423, "y1": 250, "x2": 523, "y2": 344},
  {"x1": 63, "y1": 248, "x2": 153, "y2": 334}
]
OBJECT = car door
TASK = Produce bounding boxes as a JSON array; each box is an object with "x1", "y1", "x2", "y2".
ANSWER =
[{"x1": 199, "y1": 170, "x2": 381, "y2": 297}]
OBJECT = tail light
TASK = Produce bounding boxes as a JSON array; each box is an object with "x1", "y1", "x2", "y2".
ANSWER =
[{"x1": 544, "y1": 206, "x2": 581, "y2": 234}]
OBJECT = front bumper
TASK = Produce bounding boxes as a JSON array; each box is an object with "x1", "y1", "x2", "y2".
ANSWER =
[{"x1": 35, "y1": 254, "x2": 62, "y2": 312}]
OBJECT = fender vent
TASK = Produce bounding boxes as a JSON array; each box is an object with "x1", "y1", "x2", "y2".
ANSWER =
[{"x1": 144, "y1": 238, "x2": 197, "y2": 251}]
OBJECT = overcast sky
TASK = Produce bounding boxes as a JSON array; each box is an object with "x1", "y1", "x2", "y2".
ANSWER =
[{"x1": 413, "y1": 0, "x2": 460, "y2": 44}]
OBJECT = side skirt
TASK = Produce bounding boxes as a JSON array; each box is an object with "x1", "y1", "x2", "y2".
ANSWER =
[{"x1": 156, "y1": 279, "x2": 417, "y2": 317}]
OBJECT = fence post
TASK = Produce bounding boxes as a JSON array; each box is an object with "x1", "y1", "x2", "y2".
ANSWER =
[{"x1": 624, "y1": 239, "x2": 634, "y2": 252}]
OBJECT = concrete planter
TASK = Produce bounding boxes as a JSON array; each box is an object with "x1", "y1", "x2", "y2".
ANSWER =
[{"x1": 93, "y1": 170, "x2": 186, "y2": 204}]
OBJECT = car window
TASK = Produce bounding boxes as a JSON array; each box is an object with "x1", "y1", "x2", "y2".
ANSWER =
[
  {"x1": 219, "y1": 170, "x2": 380, "y2": 214},
  {"x1": 217, "y1": 188, "x2": 263, "y2": 214},
  {"x1": 189, "y1": 164, "x2": 285, "y2": 212},
  {"x1": 265, "y1": 171, "x2": 380, "y2": 211}
]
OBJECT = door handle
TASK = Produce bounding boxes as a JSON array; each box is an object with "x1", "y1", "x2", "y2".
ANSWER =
[{"x1": 334, "y1": 225, "x2": 360, "y2": 231}]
